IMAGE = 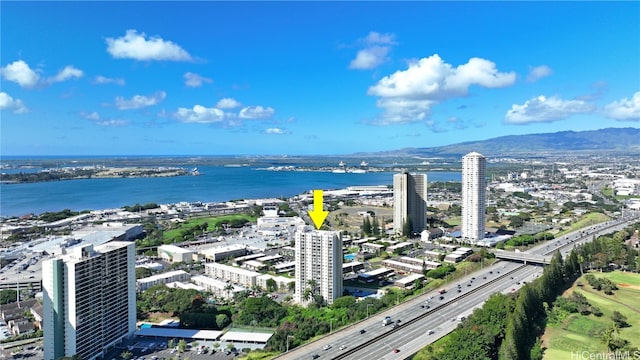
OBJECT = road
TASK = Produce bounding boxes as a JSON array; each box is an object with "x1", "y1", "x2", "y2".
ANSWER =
[{"x1": 275, "y1": 212, "x2": 639, "y2": 360}]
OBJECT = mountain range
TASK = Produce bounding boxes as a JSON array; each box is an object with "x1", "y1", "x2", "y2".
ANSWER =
[{"x1": 376, "y1": 127, "x2": 640, "y2": 157}]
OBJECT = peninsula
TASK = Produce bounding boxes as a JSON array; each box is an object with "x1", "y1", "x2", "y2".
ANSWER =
[{"x1": 0, "y1": 166, "x2": 190, "y2": 184}]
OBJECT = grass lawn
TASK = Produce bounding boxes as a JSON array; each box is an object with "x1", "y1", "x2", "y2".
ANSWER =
[
  {"x1": 412, "y1": 331, "x2": 452, "y2": 360},
  {"x1": 445, "y1": 216, "x2": 461, "y2": 226},
  {"x1": 555, "y1": 212, "x2": 610, "y2": 237},
  {"x1": 596, "y1": 271, "x2": 640, "y2": 288},
  {"x1": 236, "y1": 351, "x2": 279, "y2": 360},
  {"x1": 163, "y1": 214, "x2": 255, "y2": 242},
  {"x1": 542, "y1": 271, "x2": 640, "y2": 359}
]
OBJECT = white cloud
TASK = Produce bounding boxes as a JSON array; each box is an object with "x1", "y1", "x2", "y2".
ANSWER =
[
  {"x1": 364, "y1": 31, "x2": 396, "y2": 45},
  {"x1": 1, "y1": 60, "x2": 40, "y2": 88},
  {"x1": 527, "y1": 65, "x2": 553, "y2": 82},
  {"x1": 106, "y1": 29, "x2": 193, "y2": 61},
  {"x1": 0, "y1": 92, "x2": 28, "y2": 113},
  {"x1": 80, "y1": 111, "x2": 101, "y2": 120},
  {"x1": 216, "y1": 98, "x2": 241, "y2": 109},
  {"x1": 47, "y1": 65, "x2": 83, "y2": 84},
  {"x1": 239, "y1": 106, "x2": 275, "y2": 119},
  {"x1": 184, "y1": 72, "x2": 212, "y2": 87},
  {"x1": 174, "y1": 105, "x2": 226, "y2": 124},
  {"x1": 603, "y1": 92, "x2": 640, "y2": 121},
  {"x1": 350, "y1": 46, "x2": 391, "y2": 70},
  {"x1": 505, "y1": 95, "x2": 595, "y2": 124},
  {"x1": 95, "y1": 119, "x2": 129, "y2": 127},
  {"x1": 94, "y1": 75, "x2": 125, "y2": 86},
  {"x1": 349, "y1": 31, "x2": 396, "y2": 70},
  {"x1": 115, "y1": 91, "x2": 166, "y2": 110},
  {"x1": 264, "y1": 127, "x2": 290, "y2": 135},
  {"x1": 80, "y1": 111, "x2": 128, "y2": 126},
  {"x1": 367, "y1": 54, "x2": 516, "y2": 124}
]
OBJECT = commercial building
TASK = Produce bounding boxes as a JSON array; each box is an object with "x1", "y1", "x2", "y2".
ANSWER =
[
  {"x1": 393, "y1": 171, "x2": 428, "y2": 235},
  {"x1": 158, "y1": 244, "x2": 196, "y2": 263},
  {"x1": 294, "y1": 229, "x2": 343, "y2": 305},
  {"x1": 462, "y1": 152, "x2": 487, "y2": 243},
  {"x1": 200, "y1": 244, "x2": 248, "y2": 262},
  {"x1": 43, "y1": 241, "x2": 136, "y2": 360}
]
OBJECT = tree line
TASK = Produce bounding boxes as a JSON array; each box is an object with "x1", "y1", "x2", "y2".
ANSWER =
[{"x1": 419, "y1": 222, "x2": 640, "y2": 360}]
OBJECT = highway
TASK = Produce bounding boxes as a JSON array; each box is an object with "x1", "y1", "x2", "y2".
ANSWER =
[{"x1": 275, "y1": 212, "x2": 639, "y2": 360}]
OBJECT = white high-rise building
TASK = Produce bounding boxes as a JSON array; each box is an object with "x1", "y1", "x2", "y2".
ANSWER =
[
  {"x1": 393, "y1": 171, "x2": 428, "y2": 235},
  {"x1": 43, "y1": 241, "x2": 136, "y2": 360},
  {"x1": 294, "y1": 228, "x2": 342, "y2": 305},
  {"x1": 462, "y1": 152, "x2": 487, "y2": 243}
]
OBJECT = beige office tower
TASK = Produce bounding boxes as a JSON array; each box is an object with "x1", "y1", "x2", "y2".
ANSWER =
[
  {"x1": 43, "y1": 241, "x2": 136, "y2": 360},
  {"x1": 294, "y1": 228, "x2": 343, "y2": 305},
  {"x1": 393, "y1": 171, "x2": 428, "y2": 235},
  {"x1": 462, "y1": 152, "x2": 487, "y2": 243}
]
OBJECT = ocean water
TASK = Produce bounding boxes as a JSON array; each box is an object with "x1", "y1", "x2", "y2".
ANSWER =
[{"x1": 0, "y1": 166, "x2": 460, "y2": 217}]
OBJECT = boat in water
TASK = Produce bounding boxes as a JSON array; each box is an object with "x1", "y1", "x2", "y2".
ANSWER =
[{"x1": 190, "y1": 167, "x2": 201, "y2": 176}]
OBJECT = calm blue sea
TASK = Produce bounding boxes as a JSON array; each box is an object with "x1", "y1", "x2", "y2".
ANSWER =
[{"x1": 0, "y1": 166, "x2": 460, "y2": 217}]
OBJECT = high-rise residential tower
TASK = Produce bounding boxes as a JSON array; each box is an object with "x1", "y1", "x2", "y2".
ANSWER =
[
  {"x1": 43, "y1": 241, "x2": 136, "y2": 360},
  {"x1": 393, "y1": 171, "x2": 428, "y2": 235},
  {"x1": 462, "y1": 152, "x2": 487, "y2": 243},
  {"x1": 294, "y1": 228, "x2": 342, "y2": 305}
]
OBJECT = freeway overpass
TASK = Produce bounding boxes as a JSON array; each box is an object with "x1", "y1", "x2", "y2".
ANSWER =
[
  {"x1": 493, "y1": 250, "x2": 550, "y2": 265},
  {"x1": 275, "y1": 214, "x2": 639, "y2": 360}
]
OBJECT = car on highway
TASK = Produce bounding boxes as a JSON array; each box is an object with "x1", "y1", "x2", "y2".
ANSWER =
[
  {"x1": 339, "y1": 345, "x2": 347, "y2": 350},
  {"x1": 427, "y1": 329, "x2": 435, "y2": 335},
  {"x1": 323, "y1": 344, "x2": 332, "y2": 350},
  {"x1": 394, "y1": 348, "x2": 400, "y2": 353},
  {"x1": 359, "y1": 329, "x2": 366, "y2": 334},
  {"x1": 312, "y1": 354, "x2": 320, "y2": 359}
]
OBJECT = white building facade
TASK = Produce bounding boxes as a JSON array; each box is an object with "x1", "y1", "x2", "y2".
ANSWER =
[
  {"x1": 294, "y1": 229, "x2": 342, "y2": 305},
  {"x1": 393, "y1": 172, "x2": 428, "y2": 235},
  {"x1": 461, "y1": 152, "x2": 487, "y2": 243},
  {"x1": 43, "y1": 241, "x2": 136, "y2": 360}
]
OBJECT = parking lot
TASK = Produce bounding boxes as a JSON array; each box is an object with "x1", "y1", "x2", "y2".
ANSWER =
[{"x1": 105, "y1": 340, "x2": 243, "y2": 360}]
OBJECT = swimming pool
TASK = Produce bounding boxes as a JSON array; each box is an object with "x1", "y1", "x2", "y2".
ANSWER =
[{"x1": 344, "y1": 253, "x2": 356, "y2": 261}]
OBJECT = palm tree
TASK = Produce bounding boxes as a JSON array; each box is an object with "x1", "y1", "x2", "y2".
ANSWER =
[
  {"x1": 307, "y1": 279, "x2": 318, "y2": 297},
  {"x1": 601, "y1": 322, "x2": 620, "y2": 352},
  {"x1": 224, "y1": 282, "x2": 234, "y2": 301}
]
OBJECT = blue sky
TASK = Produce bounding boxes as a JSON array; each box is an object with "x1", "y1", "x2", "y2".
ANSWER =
[{"x1": 1, "y1": 2, "x2": 639, "y2": 156}]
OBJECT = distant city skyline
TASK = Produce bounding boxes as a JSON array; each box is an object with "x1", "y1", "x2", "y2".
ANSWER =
[{"x1": 1, "y1": 2, "x2": 638, "y2": 156}]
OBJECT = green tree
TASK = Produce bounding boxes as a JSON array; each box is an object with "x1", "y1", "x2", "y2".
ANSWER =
[
  {"x1": 120, "y1": 351, "x2": 133, "y2": 360},
  {"x1": 611, "y1": 311, "x2": 629, "y2": 328},
  {"x1": 0, "y1": 290, "x2": 18, "y2": 305},
  {"x1": 266, "y1": 278, "x2": 277, "y2": 292},
  {"x1": 178, "y1": 339, "x2": 187, "y2": 353},
  {"x1": 216, "y1": 313, "x2": 230, "y2": 329}
]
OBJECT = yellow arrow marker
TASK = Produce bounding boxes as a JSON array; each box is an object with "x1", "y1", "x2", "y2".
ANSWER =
[{"x1": 308, "y1": 189, "x2": 329, "y2": 230}]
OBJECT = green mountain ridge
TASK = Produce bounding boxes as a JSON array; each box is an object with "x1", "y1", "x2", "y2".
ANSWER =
[{"x1": 373, "y1": 127, "x2": 640, "y2": 157}]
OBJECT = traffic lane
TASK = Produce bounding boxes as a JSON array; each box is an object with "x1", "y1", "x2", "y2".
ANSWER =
[
  {"x1": 280, "y1": 261, "x2": 525, "y2": 360},
  {"x1": 340, "y1": 266, "x2": 539, "y2": 360}
]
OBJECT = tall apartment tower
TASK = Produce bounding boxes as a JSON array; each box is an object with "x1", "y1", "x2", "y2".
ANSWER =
[
  {"x1": 462, "y1": 152, "x2": 487, "y2": 243},
  {"x1": 43, "y1": 241, "x2": 136, "y2": 360},
  {"x1": 294, "y1": 228, "x2": 343, "y2": 305},
  {"x1": 393, "y1": 171, "x2": 428, "y2": 235}
]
